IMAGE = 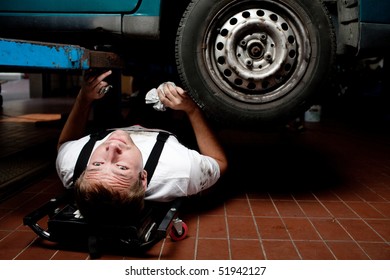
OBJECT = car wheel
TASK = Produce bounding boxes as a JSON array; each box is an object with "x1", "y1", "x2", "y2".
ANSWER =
[{"x1": 176, "y1": 0, "x2": 335, "y2": 127}]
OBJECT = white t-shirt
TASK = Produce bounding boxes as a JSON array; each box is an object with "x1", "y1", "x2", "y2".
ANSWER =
[{"x1": 56, "y1": 125, "x2": 220, "y2": 202}]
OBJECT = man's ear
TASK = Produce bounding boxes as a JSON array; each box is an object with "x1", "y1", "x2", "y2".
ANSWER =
[{"x1": 141, "y1": 170, "x2": 148, "y2": 190}]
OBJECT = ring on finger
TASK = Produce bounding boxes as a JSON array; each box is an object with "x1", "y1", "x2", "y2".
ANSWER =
[{"x1": 98, "y1": 85, "x2": 113, "y2": 95}]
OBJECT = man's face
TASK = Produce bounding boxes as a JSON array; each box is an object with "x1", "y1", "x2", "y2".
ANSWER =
[{"x1": 85, "y1": 130, "x2": 146, "y2": 190}]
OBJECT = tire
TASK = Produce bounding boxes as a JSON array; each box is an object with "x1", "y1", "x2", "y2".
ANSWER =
[{"x1": 176, "y1": 0, "x2": 335, "y2": 127}]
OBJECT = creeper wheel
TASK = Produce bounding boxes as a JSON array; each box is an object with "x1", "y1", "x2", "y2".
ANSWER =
[{"x1": 169, "y1": 219, "x2": 188, "y2": 241}]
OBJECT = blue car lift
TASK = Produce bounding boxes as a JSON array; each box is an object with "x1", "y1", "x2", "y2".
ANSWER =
[
  {"x1": 0, "y1": 38, "x2": 123, "y2": 70},
  {"x1": 0, "y1": 37, "x2": 124, "y2": 106}
]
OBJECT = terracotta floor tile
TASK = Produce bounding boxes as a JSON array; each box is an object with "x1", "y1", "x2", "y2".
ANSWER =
[
  {"x1": 310, "y1": 218, "x2": 352, "y2": 241},
  {"x1": 256, "y1": 217, "x2": 289, "y2": 240},
  {"x1": 97, "y1": 254, "x2": 126, "y2": 260},
  {"x1": 283, "y1": 218, "x2": 321, "y2": 241},
  {"x1": 269, "y1": 192, "x2": 294, "y2": 201},
  {"x1": 312, "y1": 190, "x2": 341, "y2": 202},
  {"x1": 227, "y1": 216, "x2": 258, "y2": 239},
  {"x1": 370, "y1": 185, "x2": 390, "y2": 201},
  {"x1": 198, "y1": 215, "x2": 227, "y2": 239},
  {"x1": 321, "y1": 201, "x2": 358, "y2": 219},
  {"x1": 345, "y1": 201, "x2": 386, "y2": 218},
  {"x1": 370, "y1": 202, "x2": 390, "y2": 218},
  {"x1": 21, "y1": 180, "x2": 52, "y2": 194},
  {"x1": 160, "y1": 237, "x2": 196, "y2": 260},
  {"x1": 353, "y1": 185, "x2": 387, "y2": 202},
  {"x1": 19, "y1": 192, "x2": 58, "y2": 211},
  {"x1": 338, "y1": 219, "x2": 385, "y2": 242},
  {"x1": 273, "y1": 200, "x2": 305, "y2": 218},
  {"x1": 294, "y1": 241, "x2": 335, "y2": 260},
  {"x1": 358, "y1": 242, "x2": 390, "y2": 260},
  {"x1": 196, "y1": 239, "x2": 229, "y2": 260},
  {"x1": 297, "y1": 201, "x2": 332, "y2": 218},
  {"x1": 262, "y1": 240, "x2": 300, "y2": 260},
  {"x1": 249, "y1": 199, "x2": 279, "y2": 217},
  {"x1": 364, "y1": 219, "x2": 390, "y2": 241},
  {"x1": 0, "y1": 192, "x2": 35, "y2": 209},
  {"x1": 14, "y1": 239, "x2": 57, "y2": 260},
  {"x1": 225, "y1": 199, "x2": 252, "y2": 216},
  {"x1": 0, "y1": 209, "x2": 28, "y2": 230},
  {"x1": 230, "y1": 239, "x2": 264, "y2": 260},
  {"x1": 292, "y1": 192, "x2": 318, "y2": 201},
  {"x1": 0, "y1": 230, "x2": 11, "y2": 240},
  {"x1": 247, "y1": 192, "x2": 271, "y2": 200},
  {"x1": 0, "y1": 209, "x2": 11, "y2": 220},
  {"x1": 0, "y1": 230, "x2": 37, "y2": 260},
  {"x1": 326, "y1": 241, "x2": 370, "y2": 260},
  {"x1": 331, "y1": 186, "x2": 364, "y2": 202},
  {"x1": 51, "y1": 249, "x2": 90, "y2": 260},
  {"x1": 192, "y1": 202, "x2": 225, "y2": 216}
]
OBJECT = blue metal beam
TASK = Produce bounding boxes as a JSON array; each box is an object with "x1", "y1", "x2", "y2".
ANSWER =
[
  {"x1": 0, "y1": 38, "x2": 123, "y2": 70},
  {"x1": 0, "y1": 38, "x2": 90, "y2": 69}
]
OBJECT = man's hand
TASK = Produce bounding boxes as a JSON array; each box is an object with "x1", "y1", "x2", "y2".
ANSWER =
[
  {"x1": 79, "y1": 70, "x2": 112, "y2": 104},
  {"x1": 157, "y1": 83, "x2": 198, "y2": 115}
]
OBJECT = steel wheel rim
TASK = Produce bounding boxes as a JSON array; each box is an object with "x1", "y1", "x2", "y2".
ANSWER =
[{"x1": 205, "y1": 1, "x2": 311, "y2": 104}]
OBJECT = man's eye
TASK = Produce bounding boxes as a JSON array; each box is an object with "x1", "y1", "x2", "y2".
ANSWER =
[
  {"x1": 92, "y1": 162, "x2": 103, "y2": 166},
  {"x1": 118, "y1": 165, "x2": 128, "y2": 170}
]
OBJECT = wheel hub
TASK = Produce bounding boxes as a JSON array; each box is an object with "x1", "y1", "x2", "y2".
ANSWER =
[
  {"x1": 247, "y1": 40, "x2": 265, "y2": 59},
  {"x1": 213, "y1": 8, "x2": 301, "y2": 102}
]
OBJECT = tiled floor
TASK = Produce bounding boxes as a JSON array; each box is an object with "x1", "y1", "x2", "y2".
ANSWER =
[{"x1": 0, "y1": 79, "x2": 389, "y2": 260}]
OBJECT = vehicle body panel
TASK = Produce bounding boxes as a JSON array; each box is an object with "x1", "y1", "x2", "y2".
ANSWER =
[
  {"x1": 0, "y1": 0, "x2": 161, "y2": 15},
  {"x1": 358, "y1": 1, "x2": 390, "y2": 54},
  {"x1": 0, "y1": 0, "x2": 139, "y2": 13},
  {"x1": 360, "y1": 1, "x2": 390, "y2": 23},
  {"x1": 0, "y1": 0, "x2": 162, "y2": 38}
]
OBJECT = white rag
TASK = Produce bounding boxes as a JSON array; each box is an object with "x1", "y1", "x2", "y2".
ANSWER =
[{"x1": 145, "y1": 82, "x2": 176, "y2": 111}]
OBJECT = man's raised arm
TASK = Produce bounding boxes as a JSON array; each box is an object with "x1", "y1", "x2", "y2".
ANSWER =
[
  {"x1": 158, "y1": 83, "x2": 228, "y2": 175},
  {"x1": 57, "y1": 70, "x2": 112, "y2": 150}
]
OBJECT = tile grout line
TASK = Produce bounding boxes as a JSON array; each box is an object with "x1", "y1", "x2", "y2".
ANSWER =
[
  {"x1": 269, "y1": 193, "x2": 303, "y2": 260},
  {"x1": 246, "y1": 193, "x2": 267, "y2": 260},
  {"x1": 367, "y1": 199, "x2": 390, "y2": 217},
  {"x1": 292, "y1": 194, "x2": 337, "y2": 260},
  {"x1": 0, "y1": 229, "x2": 14, "y2": 244},
  {"x1": 353, "y1": 178, "x2": 389, "y2": 203},
  {"x1": 49, "y1": 249, "x2": 60, "y2": 260},
  {"x1": 332, "y1": 189, "x2": 388, "y2": 242},
  {"x1": 193, "y1": 215, "x2": 200, "y2": 260},
  {"x1": 13, "y1": 235, "x2": 38, "y2": 260},
  {"x1": 223, "y1": 201, "x2": 232, "y2": 260},
  {"x1": 158, "y1": 237, "x2": 166, "y2": 260},
  {"x1": 313, "y1": 192, "x2": 372, "y2": 259}
]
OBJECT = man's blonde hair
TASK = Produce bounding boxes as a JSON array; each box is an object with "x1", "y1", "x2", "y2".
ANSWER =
[{"x1": 74, "y1": 171, "x2": 145, "y2": 225}]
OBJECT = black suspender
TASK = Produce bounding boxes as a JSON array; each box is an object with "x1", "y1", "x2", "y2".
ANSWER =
[
  {"x1": 144, "y1": 132, "x2": 170, "y2": 183},
  {"x1": 73, "y1": 130, "x2": 170, "y2": 184}
]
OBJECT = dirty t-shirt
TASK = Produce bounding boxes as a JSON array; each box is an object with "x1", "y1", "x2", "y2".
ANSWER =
[{"x1": 56, "y1": 125, "x2": 220, "y2": 202}]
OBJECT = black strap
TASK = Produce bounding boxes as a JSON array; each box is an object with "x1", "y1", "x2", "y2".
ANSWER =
[
  {"x1": 73, "y1": 130, "x2": 170, "y2": 184},
  {"x1": 144, "y1": 132, "x2": 170, "y2": 183}
]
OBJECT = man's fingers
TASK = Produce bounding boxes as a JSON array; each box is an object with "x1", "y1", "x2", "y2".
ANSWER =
[
  {"x1": 98, "y1": 70, "x2": 112, "y2": 81},
  {"x1": 85, "y1": 70, "x2": 112, "y2": 87}
]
